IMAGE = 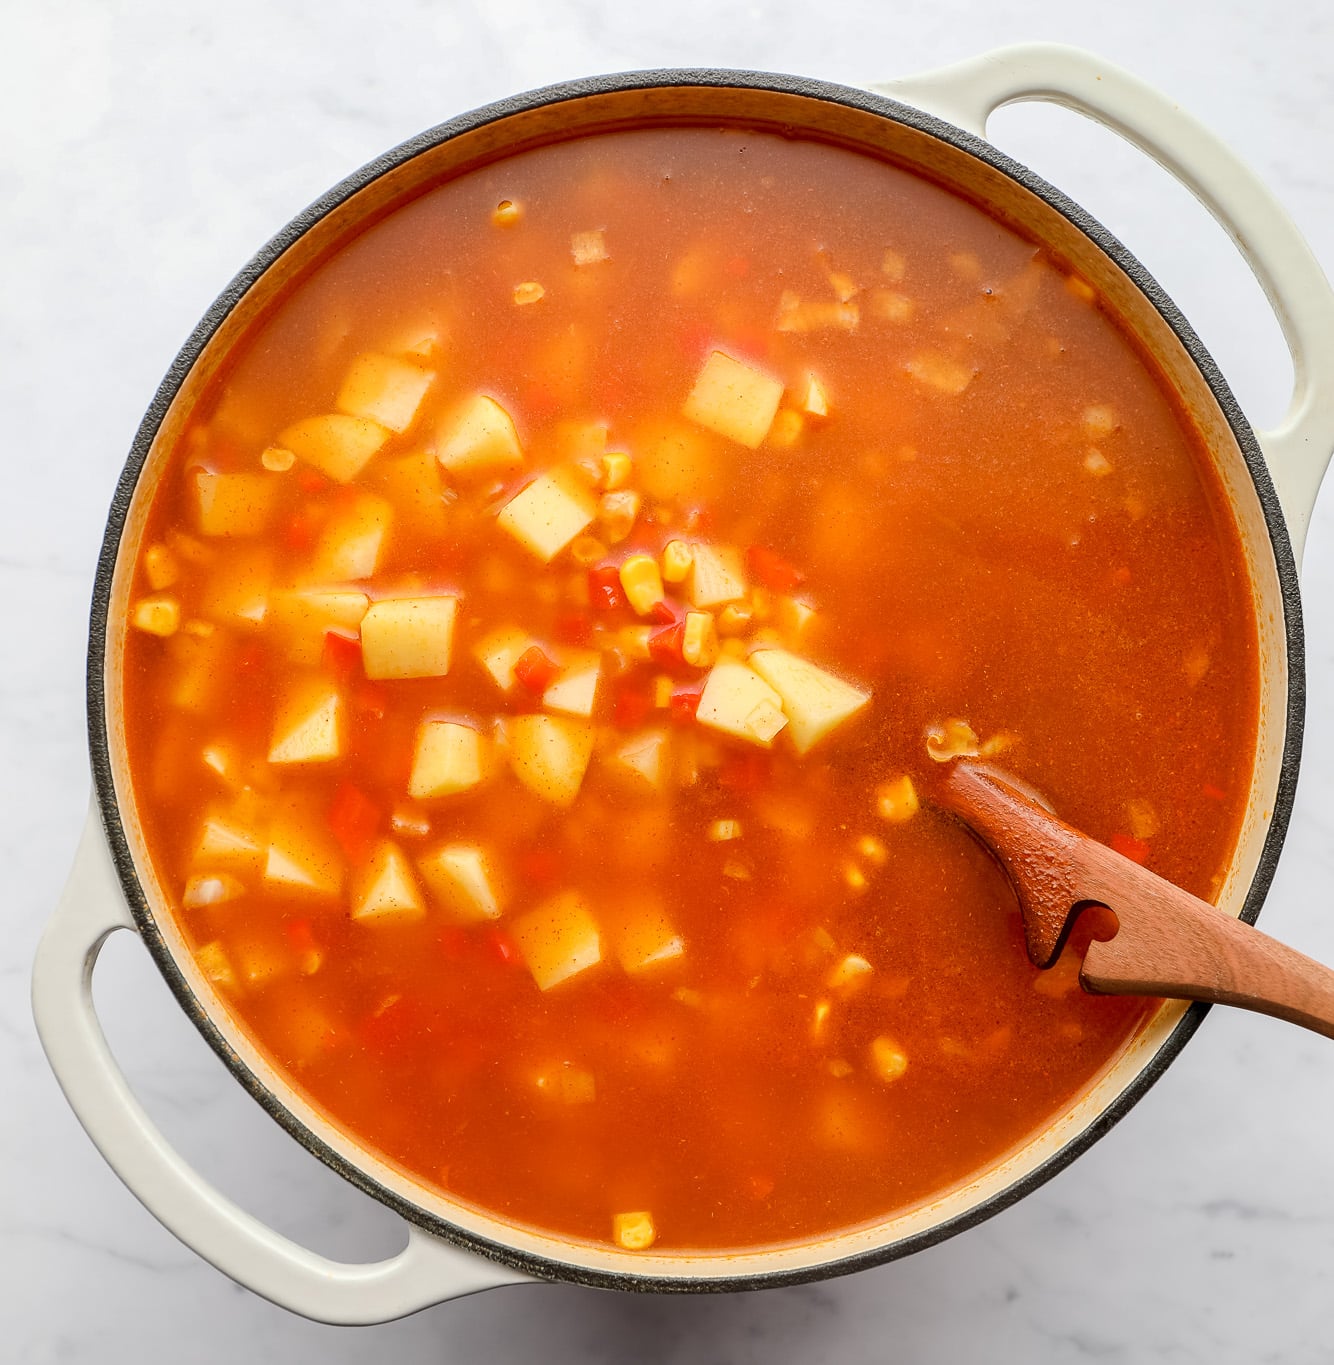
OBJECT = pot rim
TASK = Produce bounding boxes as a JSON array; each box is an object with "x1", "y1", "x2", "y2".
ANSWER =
[{"x1": 85, "y1": 65, "x2": 1305, "y2": 1294}]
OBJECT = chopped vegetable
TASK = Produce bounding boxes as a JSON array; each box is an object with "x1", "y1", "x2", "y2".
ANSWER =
[
  {"x1": 603, "y1": 729, "x2": 672, "y2": 795},
  {"x1": 661, "y1": 540, "x2": 693, "y2": 583},
  {"x1": 268, "y1": 677, "x2": 343, "y2": 765},
  {"x1": 611, "y1": 898, "x2": 684, "y2": 974},
  {"x1": 612, "y1": 1211, "x2": 656, "y2": 1251},
  {"x1": 869, "y1": 1036, "x2": 908, "y2": 1083},
  {"x1": 436, "y1": 394, "x2": 524, "y2": 480},
  {"x1": 278, "y1": 414, "x2": 389, "y2": 484},
  {"x1": 182, "y1": 873, "x2": 245, "y2": 909},
  {"x1": 506, "y1": 714, "x2": 595, "y2": 806},
  {"x1": 360, "y1": 596, "x2": 459, "y2": 680},
  {"x1": 542, "y1": 651, "x2": 601, "y2": 718},
  {"x1": 409, "y1": 721, "x2": 489, "y2": 799},
  {"x1": 905, "y1": 354, "x2": 974, "y2": 396},
  {"x1": 696, "y1": 660, "x2": 787, "y2": 748},
  {"x1": 681, "y1": 351, "x2": 783, "y2": 449},
  {"x1": 336, "y1": 353, "x2": 434, "y2": 434},
  {"x1": 309, "y1": 493, "x2": 392, "y2": 581},
  {"x1": 142, "y1": 544, "x2": 180, "y2": 590},
  {"x1": 687, "y1": 543, "x2": 747, "y2": 609},
  {"x1": 827, "y1": 954, "x2": 873, "y2": 994},
  {"x1": 925, "y1": 719, "x2": 980, "y2": 762},
  {"x1": 497, "y1": 470, "x2": 598, "y2": 562},
  {"x1": 418, "y1": 843, "x2": 504, "y2": 921},
  {"x1": 132, "y1": 596, "x2": 181, "y2": 637},
  {"x1": 472, "y1": 625, "x2": 539, "y2": 694},
  {"x1": 571, "y1": 229, "x2": 608, "y2": 265},
  {"x1": 513, "y1": 890, "x2": 603, "y2": 990},
  {"x1": 682, "y1": 611, "x2": 718, "y2": 667},
  {"x1": 749, "y1": 649, "x2": 871, "y2": 755},
  {"x1": 351, "y1": 841, "x2": 426, "y2": 924},
  {"x1": 194, "y1": 471, "x2": 278, "y2": 538},
  {"x1": 619, "y1": 554, "x2": 665, "y2": 616}
]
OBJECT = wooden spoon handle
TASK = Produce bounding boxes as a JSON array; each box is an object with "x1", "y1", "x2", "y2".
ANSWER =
[{"x1": 1082, "y1": 887, "x2": 1334, "y2": 1040}]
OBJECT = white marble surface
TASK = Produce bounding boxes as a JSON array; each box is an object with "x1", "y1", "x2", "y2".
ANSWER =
[{"x1": 5, "y1": 1, "x2": 1334, "y2": 1360}]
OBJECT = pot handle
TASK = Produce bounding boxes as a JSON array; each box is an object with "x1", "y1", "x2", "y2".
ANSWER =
[
  {"x1": 31, "y1": 798, "x2": 530, "y2": 1324},
  {"x1": 872, "y1": 43, "x2": 1334, "y2": 568}
]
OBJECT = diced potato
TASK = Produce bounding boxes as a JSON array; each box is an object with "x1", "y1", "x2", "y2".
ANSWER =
[
  {"x1": 1083, "y1": 448, "x2": 1112, "y2": 477},
  {"x1": 491, "y1": 198, "x2": 522, "y2": 226},
  {"x1": 618, "y1": 554, "x2": 664, "y2": 616},
  {"x1": 182, "y1": 873, "x2": 245, "y2": 909},
  {"x1": 230, "y1": 935, "x2": 292, "y2": 990},
  {"x1": 1126, "y1": 798, "x2": 1161, "y2": 840},
  {"x1": 611, "y1": 898, "x2": 684, "y2": 974},
  {"x1": 800, "y1": 374, "x2": 830, "y2": 417},
  {"x1": 875, "y1": 775, "x2": 919, "y2": 824},
  {"x1": 132, "y1": 596, "x2": 180, "y2": 636},
  {"x1": 191, "y1": 808, "x2": 264, "y2": 874},
  {"x1": 869, "y1": 289, "x2": 915, "y2": 323},
  {"x1": 543, "y1": 651, "x2": 601, "y2": 718},
  {"x1": 198, "y1": 545, "x2": 273, "y2": 629},
  {"x1": 716, "y1": 603, "x2": 753, "y2": 636},
  {"x1": 535, "y1": 1063, "x2": 596, "y2": 1103},
  {"x1": 1082, "y1": 404, "x2": 1119, "y2": 439},
  {"x1": 195, "y1": 941, "x2": 238, "y2": 991},
  {"x1": 612, "y1": 1211, "x2": 656, "y2": 1252},
  {"x1": 681, "y1": 351, "x2": 783, "y2": 449},
  {"x1": 309, "y1": 493, "x2": 393, "y2": 581},
  {"x1": 360, "y1": 596, "x2": 459, "y2": 680},
  {"x1": 336, "y1": 353, "x2": 433, "y2": 433},
  {"x1": 278, "y1": 413, "x2": 390, "y2": 483},
  {"x1": 417, "y1": 842, "x2": 504, "y2": 922},
  {"x1": 193, "y1": 471, "x2": 277, "y2": 537},
  {"x1": 696, "y1": 660, "x2": 787, "y2": 749},
  {"x1": 749, "y1": 649, "x2": 871, "y2": 755},
  {"x1": 436, "y1": 394, "x2": 524, "y2": 480},
  {"x1": 496, "y1": 470, "x2": 598, "y2": 562},
  {"x1": 905, "y1": 353, "x2": 974, "y2": 396},
  {"x1": 571, "y1": 229, "x2": 609, "y2": 265},
  {"x1": 869, "y1": 1035, "x2": 908, "y2": 1083},
  {"x1": 774, "y1": 595, "x2": 817, "y2": 647},
  {"x1": 507, "y1": 715, "x2": 595, "y2": 807},
  {"x1": 687, "y1": 543, "x2": 747, "y2": 609},
  {"x1": 269, "y1": 589, "x2": 369, "y2": 665},
  {"x1": 856, "y1": 835, "x2": 888, "y2": 866},
  {"x1": 827, "y1": 953, "x2": 873, "y2": 994},
  {"x1": 142, "y1": 544, "x2": 180, "y2": 590},
  {"x1": 706, "y1": 818, "x2": 741, "y2": 842},
  {"x1": 603, "y1": 729, "x2": 671, "y2": 796},
  {"x1": 597, "y1": 489, "x2": 640, "y2": 544},
  {"x1": 633, "y1": 419, "x2": 721, "y2": 503},
  {"x1": 408, "y1": 720, "x2": 489, "y2": 799},
  {"x1": 513, "y1": 890, "x2": 603, "y2": 990},
  {"x1": 268, "y1": 677, "x2": 343, "y2": 764},
  {"x1": 351, "y1": 840, "x2": 426, "y2": 924},
  {"x1": 472, "y1": 625, "x2": 538, "y2": 693},
  {"x1": 264, "y1": 804, "x2": 343, "y2": 900},
  {"x1": 882, "y1": 248, "x2": 907, "y2": 282},
  {"x1": 776, "y1": 292, "x2": 859, "y2": 333},
  {"x1": 600, "y1": 450, "x2": 631, "y2": 489},
  {"x1": 368, "y1": 449, "x2": 451, "y2": 539}
]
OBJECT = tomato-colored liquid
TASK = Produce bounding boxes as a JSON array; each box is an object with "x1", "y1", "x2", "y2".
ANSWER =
[{"x1": 120, "y1": 126, "x2": 1257, "y2": 1252}]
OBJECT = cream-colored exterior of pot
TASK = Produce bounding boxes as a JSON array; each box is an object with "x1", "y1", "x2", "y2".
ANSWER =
[{"x1": 32, "y1": 45, "x2": 1334, "y2": 1324}]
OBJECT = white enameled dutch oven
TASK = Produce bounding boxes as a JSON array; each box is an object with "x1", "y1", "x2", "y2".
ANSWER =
[{"x1": 31, "y1": 44, "x2": 1334, "y2": 1323}]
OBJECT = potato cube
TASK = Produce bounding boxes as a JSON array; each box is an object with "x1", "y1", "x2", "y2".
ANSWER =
[
  {"x1": 603, "y1": 729, "x2": 671, "y2": 796},
  {"x1": 194, "y1": 471, "x2": 277, "y2": 538},
  {"x1": 774, "y1": 595, "x2": 818, "y2": 647},
  {"x1": 513, "y1": 890, "x2": 602, "y2": 990},
  {"x1": 142, "y1": 543, "x2": 180, "y2": 590},
  {"x1": 336, "y1": 353, "x2": 434, "y2": 433},
  {"x1": 687, "y1": 543, "x2": 747, "y2": 609},
  {"x1": 409, "y1": 720, "x2": 487, "y2": 799},
  {"x1": 191, "y1": 809, "x2": 263, "y2": 875},
  {"x1": 749, "y1": 649, "x2": 871, "y2": 755},
  {"x1": 571, "y1": 229, "x2": 609, "y2": 265},
  {"x1": 827, "y1": 953, "x2": 873, "y2": 994},
  {"x1": 417, "y1": 842, "x2": 504, "y2": 922},
  {"x1": 195, "y1": 941, "x2": 238, "y2": 991},
  {"x1": 268, "y1": 677, "x2": 343, "y2": 764},
  {"x1": 869, "y1": 1035, "x2": 908, "y2": 1083},
  {"x1": 611, "y1": 899, "x2": 684, "y2": 975},
  {"x1": 905, "y1": 353, "x2": 974, "y2": 396},
  {"x1": 351, "y1": 840, "x2": 426, "y2": 924},
  {"x1": 182, "y1": 873, "x2": 245, "y2": 909},
  {"x1": 360, "y1": 596, "x2": 458, "y2": 680},
  {"x1": 681, "y1": 351, "x2": 783, "y2": 449},
  {"x1": 132, "y1": 596, "x2": 180, "y2": 636},
  {"x1": 198, "y1": 546, "x2": 273, "y2": 629},
  {"x1": 278, "y1": 413, "x2": 390, "y2": 483},
  {"x1": 696, "y1": 661, "x2": 787, "y2": 749},
  {"x1": 875, "y1": 775, "x2": 919, "y2": 824},
  {"x1": 542, "y1": 651, "x2": 601, "y2": 718},
  {"x1": 264, "y1": 805, "x2": 343, "y2": 900},
  {"x1": 496, "y1": 470, "x2": 597, "y2": 562},
  {"x1": 801, "y1": 374, "x2": 830, "y2": 417},
  {"x1": 309, "y1": 493, "x2": 393, "y2": 581},
  {"x1": 506, "y1": 715, "x2": 595, "y2": 807},
  {"x1": 472, "y1": 625, "x2": 538, "y2": 694},
  {"x1": 369, "y1": 450, "x2": 450, "y2": 539},
  {"x1": 230, "y1": 935, "x2": 292, "y2": 990},
  {"x1": 270, "y1": 589, "x2": 370, "y2": 665},
  {"x1": 612, "y1": 1211, "x2": 656, "y2": 1251},
  {"x1": 436, "y1": 394, "x2": 524, "y2": 480}
]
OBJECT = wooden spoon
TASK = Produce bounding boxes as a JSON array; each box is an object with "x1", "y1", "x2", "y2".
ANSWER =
[{"x1": 935, "y1": 761, "x2": 1334, "y2": 1039}]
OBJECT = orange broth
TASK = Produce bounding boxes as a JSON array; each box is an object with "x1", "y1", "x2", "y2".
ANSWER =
[{"x1": 120, "y1": 126, "x2": 1258, "y2": 1253}]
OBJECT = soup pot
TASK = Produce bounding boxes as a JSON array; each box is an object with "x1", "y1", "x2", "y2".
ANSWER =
[{"x1": 31, "y1": 43, "x2": 1334, "y2": 1323}]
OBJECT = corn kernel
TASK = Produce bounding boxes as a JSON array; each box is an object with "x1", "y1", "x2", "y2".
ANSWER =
[
  {"x1": 717, "y1": 603, "x2": 753, "y2": 636},
  {"x1": 682, "y1": 611, "x2": 718, "y2": 668},
  {"x1": 570, "y1": 534, "x2": 608, "y2": 566},
  {"x1": 926, "y1": 719, "x2": 980, "y2": 762},
  {"x1": 513, "y1": 280, "x2": 545, "y2": 306},
  {"x1": 613, "y1": 1211, "x2": 656, "y2": 1251},
  {"x1": 619, "y1": 553, "x2": 664, "y2": 616},
  {"x1": 492, "y1": 198, "x2": 522, "y2": 227},
  {"x1": 875, "y1": 775, "x2": 919, "y2": 824},
  {"x1": 261, "y1": 445, "x2": 295, "y2": 472},
  {"x1": 132, "y1": 596, "x2": 180, "y2": 637},
  {"x1": 707, "y1": 818, "x2": 742, "y2": 842},
  {"x1": 598, "y1": 489, "x2": 640, "y2": 543},
  {"x1": 869, "y1": 1035, "x2": 908, "y2": 1083},
  {"x1": 142, "y1": 543, "x2": 180, "y2": 590},
  {"x1": 652, "y1": 674, "x2": 673, "y2": 707},
  {"x1": 856, "y1": 835, "x2": 888, "y2": 866},
  {"x1": 600, "y1": 450, "x2": 632, "y2": 490},
  {"x1": 661, "y1": 540, "x2": 693, "y2": 583}
]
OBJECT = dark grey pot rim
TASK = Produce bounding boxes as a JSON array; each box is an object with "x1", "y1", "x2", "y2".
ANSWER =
[{"x1": 85, "y1": 66, "x2": 1304, "y2": 1297}]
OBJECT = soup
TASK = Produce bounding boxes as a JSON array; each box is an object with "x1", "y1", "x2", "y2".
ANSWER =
[{"x1": 119, "y1": 125, "x2": 1258, "y2": 1254}]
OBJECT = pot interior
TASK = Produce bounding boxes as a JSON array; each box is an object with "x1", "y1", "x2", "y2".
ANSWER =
[{"x1": 96, "y1": 74, "x2": 1295, "y2": 1289}]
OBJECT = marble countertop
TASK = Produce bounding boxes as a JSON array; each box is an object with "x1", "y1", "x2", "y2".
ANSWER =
[{"x1": 4, "y1": 2, "x2": 1333, "y2": 1361}]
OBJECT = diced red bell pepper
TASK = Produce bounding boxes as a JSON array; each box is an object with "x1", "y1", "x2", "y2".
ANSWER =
[
  {"x1": 1110, "y1": 832, "x2": 1150, "y2": 865},
  {"x1": 669, "y1": 688, "x2": 701, "y2": 724},
  {"x1": 746, "y1": 544, "x2": 805, "y2": 592},
  {"x1": 554, "y1": 611, "x2": 594, "y2": 646},
  {"x1": 588, "y1": 565, "x2": 625, "y2": 612},
  {"x1": 649, "y1": 599, "x2": 677, "y2": 626},
  {"x1": 514, "y1": 645, "x2": 562, "y2": 694},
  {"x1": 322, "y1": 629, "x2": 362, "y2": 679},
  {"x1": 612, "y1": 682, "x2": 653, "y2": 729},
  {"x1": 649, "y1": 620, "x2": 686, "y2": 667},
  {"x1": 484, "y1": 927, "x2": 520, "y2": 968},
  {"x1": 328, "y1": 782, "x2": 379, "y2": 862}
]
